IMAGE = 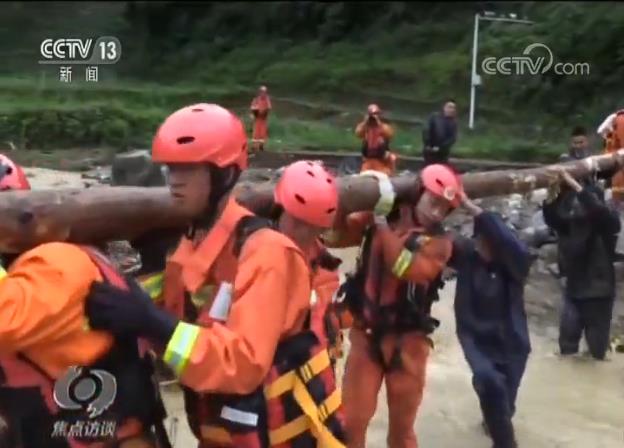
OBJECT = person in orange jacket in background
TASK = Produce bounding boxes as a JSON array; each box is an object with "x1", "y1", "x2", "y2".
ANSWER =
[
  {"x1": 355, "y1": 104, "x2": 397, "y2": 175},
  {"x1": 0, "y1": 156, "x2": 163, "y2": 448},
  {"x1": 326, "y1": 164, "x2": 462, "y2": 448},
  {"x1": 599, "y1": 110, "x2": 624, "y2": 204},
  {"x1": 85, "y1": 104, "x2": 347, "y2": 448},
  {"x1": 250, "y1": 85, "x2": 272, "y2": 152}
]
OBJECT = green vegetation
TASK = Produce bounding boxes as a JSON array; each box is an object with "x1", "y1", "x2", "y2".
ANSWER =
[{"x1": 1, "y1": 2, "x2": 620, "y2": 163}]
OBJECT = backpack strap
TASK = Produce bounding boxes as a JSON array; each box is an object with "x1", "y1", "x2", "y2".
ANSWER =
[
  {"x1": 80, "y1": 245, "x2": 129, "y2": 291},
  {"x1": 232, "y1": 215, "x2": 275, "y2": 258}
]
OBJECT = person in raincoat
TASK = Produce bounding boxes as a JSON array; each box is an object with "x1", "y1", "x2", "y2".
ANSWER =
[
  {"x1": 250, "y1": 85, "x2": 272, "y2": 152},
  {"x1": 450, "y1": 191, "x2": 532, "y2": 448},
  {"x1": 85, "y1": 104, "x2": 347, "y2": 448}
]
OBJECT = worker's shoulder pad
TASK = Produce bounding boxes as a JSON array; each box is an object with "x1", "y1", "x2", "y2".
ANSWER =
[
  {"x1": 10, "y1": 242, "x2": 91, "y2": 270},
  {"x1": 233, "y1": 216, "x2": 300, "y2": 259},
  {"x1": 20, "y1": 241, "x2": 85, "y2": 259}
]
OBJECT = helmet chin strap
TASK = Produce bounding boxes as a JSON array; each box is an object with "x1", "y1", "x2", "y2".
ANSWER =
[{"x1": 186, "y1": 165, "x2": 241, "y2": 240}]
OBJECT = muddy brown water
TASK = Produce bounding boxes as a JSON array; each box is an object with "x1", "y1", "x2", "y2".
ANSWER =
[
  {"x1": 160, "y1": 248, "x2": 624, "y2": 448},
  {"x1": 22, "y1": 168, "x2": 624, "y2": 447}
]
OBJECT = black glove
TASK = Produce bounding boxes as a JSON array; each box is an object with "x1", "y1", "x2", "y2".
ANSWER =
[{"x1": 86, "y1": 278, "x2": 178, "y2": 344}]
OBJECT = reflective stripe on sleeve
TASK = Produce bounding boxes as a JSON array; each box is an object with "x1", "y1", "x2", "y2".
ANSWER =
[
  {"x1": 163, "y1": 322, "x2": 201, "y2": 377},
  {"x1": 391, "y1": 248, "x2": 413, "y2": 278},
  {"x1": 139, "y1": 272, "x2": 164, "y2": 301},
  {"x1": 0, "y1": 266, "x2": 6, "y2": 280}
]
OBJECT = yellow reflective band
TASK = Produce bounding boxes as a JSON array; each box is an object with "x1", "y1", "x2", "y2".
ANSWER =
[
  {"x1": 269, "y1": 381, "x2": 344, "y2": 447},
  {"x1": 392, "y1": 248, "x2": 413, "y2": 278},
  {"x1": 264, "y1": 349, "x2": 331, "y2": 400},
  {"x1": 163, "y1": 322, "x2": 201, "y2": 377},
  {"x1": 0, "y1": 266, "x2": 6, "y2": 281},
  {"x1": 268, "y1": 388, "x2": 343, "y2": 446},
  {"x1": 140, "y1": 272, "x2": 164, "y2": 301}
]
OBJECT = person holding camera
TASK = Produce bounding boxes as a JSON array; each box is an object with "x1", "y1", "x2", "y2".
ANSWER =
[{"x1": 355, "y1": 104, "x2": 396, "y2": 175}]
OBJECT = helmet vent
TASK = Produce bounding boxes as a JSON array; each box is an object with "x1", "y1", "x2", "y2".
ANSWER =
[
  {"x1": 191, "y1": 108, "x2": 203, "y2": 112},
  {"x1": 435, "y1": 178, "x2": 444, "y2": 187},
  {"x1": 306, "y1": 170, "x2": 315, "y2": 177},
  {"x1": 295, "y1": 194, "x2": 306, "y2": 204},
  {"x1": 327, "y1": 207, "x2": 336, "y2": 214},
  {"x1": 326, "y1": 177, "x2": 332, "y2": 183},
  {"x1": 177, "y1": 136, "x2": 195, "y2": 144}
]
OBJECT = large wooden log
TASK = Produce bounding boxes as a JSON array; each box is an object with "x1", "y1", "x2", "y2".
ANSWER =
[{"x1": 0, "y1": 150, "x2": 622, "y2": 253}]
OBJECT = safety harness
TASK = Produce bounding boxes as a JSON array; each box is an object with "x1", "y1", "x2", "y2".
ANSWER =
[
  {"x1": 340, "y1": 225, "x2": 443, "y2": 372},
  {"x1": 0, "y1": 246, "x2": 165, "y2": 448},
  {"x1": 189, "y1": 216, "x2": 346, "y2": 448}
]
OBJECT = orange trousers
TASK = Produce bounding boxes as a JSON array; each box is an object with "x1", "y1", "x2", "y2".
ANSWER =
[
  {"x1": 361, "y1": 152, "x2": 397, "y2": 176},
  {"x1": 252, "y1": 118, "x2": 268, "y2": 151},
  {"x1": 342, "y1": 328, "x2": 430, "y2": 448}
]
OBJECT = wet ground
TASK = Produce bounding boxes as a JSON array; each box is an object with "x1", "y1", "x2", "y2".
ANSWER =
[
  {"x1": 159, "y1": 248, "x2": 624, "y2": 448},
  {"x1": 22, "y1": 167, "x2": 624, "y2": 447}
]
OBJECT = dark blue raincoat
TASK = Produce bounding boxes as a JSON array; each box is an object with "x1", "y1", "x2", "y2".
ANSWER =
[{"x1": 450, "y1": 211, "x2": 532, "y2": 448}]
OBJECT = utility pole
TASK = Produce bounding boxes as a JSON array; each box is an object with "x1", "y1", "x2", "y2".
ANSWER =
[{"x1": 469, "y1": 11, "x2": 535, "y2": 130}]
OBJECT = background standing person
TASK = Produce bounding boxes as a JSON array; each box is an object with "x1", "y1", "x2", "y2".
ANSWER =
[
  {"x1": 450, "y1": 192, "x2": 532, "y2": 448},
  {"x1": 543, "y1": 167, "x2": 620, "y2": 360},
  {"x1": 250, "y1": 85, "x2": 272, "y2": 152},
  {"x1": 355, "y1": 104, "x2": 397, "y2": 175},
  {"x1": 422, "y1": 99, "x2": 458, "y2": 165},
  {"x1": 560, "y1": 126, "x2": 592, "y2": 162}
]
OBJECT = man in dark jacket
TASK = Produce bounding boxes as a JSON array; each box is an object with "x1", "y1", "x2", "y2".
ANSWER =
[
  {"x1": 450, "y1": 192, "x2": 532, "y2": 448},
  {"x1": 422, "y1": 99, "x2": 458, "y2": 165},
  {"x1": 559, "y1": 125, "x2": 592, "y2": 163},
  {"x1": 543, "y1": 167, "x2": 620, "y2": 360}
]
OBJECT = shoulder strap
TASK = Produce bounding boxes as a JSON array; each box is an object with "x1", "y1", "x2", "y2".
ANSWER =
[
  {"x1": 80, "y1": 245, "x2": 129, "y2": 291},
  {"x1": 232, "y1": 215, "x2": 275, "y2": 258}
]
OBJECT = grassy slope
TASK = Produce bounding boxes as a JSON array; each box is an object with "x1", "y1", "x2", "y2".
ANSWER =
[{"x1": 0, "y1": 37, "x2": 581, "y2": 163}]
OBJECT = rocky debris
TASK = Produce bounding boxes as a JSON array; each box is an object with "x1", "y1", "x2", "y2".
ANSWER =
[
  {"x1": 82, "y1": 166, "x2": 112, "y2": 184},
  {"x1": 111, "y1": 150, "x2": 167, "y2": 187}
]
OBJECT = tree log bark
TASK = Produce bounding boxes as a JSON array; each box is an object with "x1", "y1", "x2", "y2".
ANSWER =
[{"x1": 0, "y1": 150, "x2": 621, "y2": 253}]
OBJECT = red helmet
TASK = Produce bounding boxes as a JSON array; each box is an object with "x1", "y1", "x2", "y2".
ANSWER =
[
  {"x1": 274, "y1": 161, "x2": 339, "y2": 228},
  {"x1": 421, "y1": 164, "x2": 462, "y2": 207},
  {"x1": 367, "y1": 104, "x2": 381, "y2": 115},
  {"x1": 0, "y1": 154, "x2": 30, "y2": 191},
  {"x1": 152, "y1": 103, "x2": 248, "y2": 169}
]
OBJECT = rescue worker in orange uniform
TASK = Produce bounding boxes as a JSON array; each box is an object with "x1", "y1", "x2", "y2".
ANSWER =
[
  {"x1": 270, "y1": 161, "x2": 346, "y2": 369},
  {"x1": 355, "y1": 104, "x2": 397, "y2": 175},
  {"x1": 0, "y1": 156, "x2": 164, "y2": 448},
  {"x1": 328, "y1": 164, "x2": 462, "y2": 448},
  {"x1": 309, "y1": 243, "x2": 349, "y2": 368},
  {"x1": 599, "y1": 110, "x2": 624, "y2": 203},
  {"x1": 85, "y1": 104, "x2": 347, "y2": 448},
  {"x1": 250, "y1": 85, "x2": 272, "y2": 152}
]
